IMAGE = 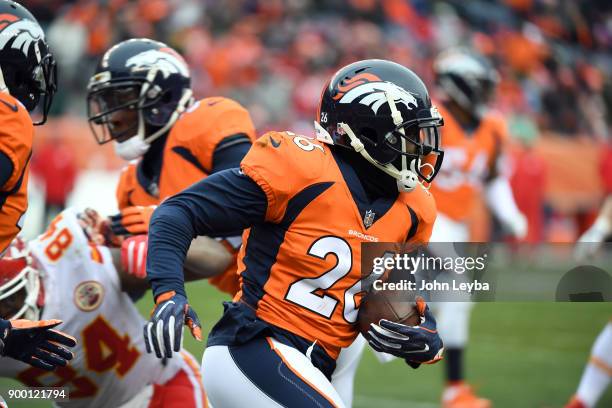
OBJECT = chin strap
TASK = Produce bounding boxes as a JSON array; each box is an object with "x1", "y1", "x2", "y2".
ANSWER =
[{"x1": 339, "y1": 122, "x2": 419, "y2": 192}]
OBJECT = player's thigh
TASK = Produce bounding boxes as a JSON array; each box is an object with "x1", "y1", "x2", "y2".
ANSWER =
[
  {"x1": 203, "y1": 337, "x2": 346, "y2": 408},
  {"x1": 332, "y1": 334, "x2": 368, "y2": 407}
]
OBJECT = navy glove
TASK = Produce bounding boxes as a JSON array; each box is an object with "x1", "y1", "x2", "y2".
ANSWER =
[
  {"x1": 144, "y1": 291, "x2": 202, "y2": 359},
  {"x1": 0, "y1": 318, "x2": 77, "y2": 371},
  {"x1": 367, "y1": 297, "x2": 444, "y2": 369}
]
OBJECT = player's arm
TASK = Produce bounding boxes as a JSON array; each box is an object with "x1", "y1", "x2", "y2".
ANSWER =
[
  {"x1": 144, "y1": 168, "x2": 267, "y2": 358},
  {"x1": 0, "y1": 318, "x2": 76, "y2": 371},
  {"x1": 575, "y1": 195, "x2": 612, "y2": 260},
  {"x1": 109, "y1": 234, "x2": 233, "y2": 295},
  {"x1": 484, "y1": 145, "x2": 527, "y2": 239}
]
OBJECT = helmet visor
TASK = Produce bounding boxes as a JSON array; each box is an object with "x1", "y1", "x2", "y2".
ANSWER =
[
  {"x1": 87, "y1": 83, "x2": 142, "y2": 144},
  {"x1": 383, "y1": 108, "x2": 444, "y2": 183}
]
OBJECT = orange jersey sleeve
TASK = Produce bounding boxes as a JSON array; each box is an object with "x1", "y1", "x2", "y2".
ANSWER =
[
  {"x1": 160, "y1": 97, "x2": 256, "y2": 199},
  {"x1": 240, "y1": 131, "x2": 329, "y2": 223},
  {"x1": 0, "y1": 93, "x2": 33, "y2": 252}
]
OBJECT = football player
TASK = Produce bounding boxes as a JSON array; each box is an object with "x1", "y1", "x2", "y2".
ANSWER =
[
  {"x1": 142, "y1": 59, "x2": 445, "y2": 407},
  {"x1": 0, "y1": 208, "x2": 208, "y2": 408},
  {"x1": 87, "y1": 38, "x2": 256, "y2": 295},
  {"x1": 428, "y1": 48, "x2": 527, "y2": 408},
  {"x1": 0, "y1": 0, "x2": 57, "y2": 254},
  {"x1": 566, "y1": 195, "x2": 612, "y2": 408}
]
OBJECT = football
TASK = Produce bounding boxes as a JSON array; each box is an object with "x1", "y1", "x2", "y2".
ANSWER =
[{"x1": 357, "y1": 286, "x2": 422, "y2": 337}]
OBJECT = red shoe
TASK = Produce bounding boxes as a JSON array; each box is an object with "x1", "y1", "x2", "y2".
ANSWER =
[
  {"x1": 564, "y1": 396, "x2": 587, "y2": 408},
  {"x1": 442, "y1": 382, "x2": 491, "y2": 408}
]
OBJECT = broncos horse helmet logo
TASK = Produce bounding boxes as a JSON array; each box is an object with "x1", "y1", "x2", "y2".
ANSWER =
[
  {"x1": 334, "y1": 73, "x2": 419, "y2": 114},
  {"x1": 126, "y1": 48, "x2": 190, "y2": 79},
  {"x1": 0, "y1": 14, "x2": 44, "y2": 58}
]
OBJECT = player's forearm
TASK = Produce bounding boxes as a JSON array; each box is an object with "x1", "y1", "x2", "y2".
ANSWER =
[
  {"x1": 146, "y1": 203, "x2": 195, "y2": 299},
  {"x1": 596, "y1": 196, "x2": 612, "y2": 233},
  {"x1": 184, "y1": 236, "x2": 233, "y2": 280},
  {"x1": 146, "y1": 169, "x2": 268, "y2": 299},
  {"x1": 485, "y1": 176, "x2": 523, "y2": 224}
]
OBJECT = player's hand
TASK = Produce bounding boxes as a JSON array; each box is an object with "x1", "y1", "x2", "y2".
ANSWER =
[
  {"x1": 574, "y1": 218, "x2": 611, "y2": 262},
  {"x1": 366, "y1": 298, "x2": 444, "y2": 369},
  {"x1": 77, "y1": 208, "x2": 123, "y2": 247},
  {"x1": 0, "y1": 319, "x2": 77, "y2": 371},
  {"x1": 109, "y1": 206, "x2": 157, "y2": 236},
  {"x1": 121, "y1": 235, "x2": 148, "y2": 279},
  {"x1": 144, "y1": 291, "x2": 202, "y2": 359}
]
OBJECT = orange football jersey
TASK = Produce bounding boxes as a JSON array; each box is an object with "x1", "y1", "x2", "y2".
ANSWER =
[
  {"x1": 235, "y1": 131, "x2": 436, "y2": 359},
  {"x1": 115, "y1": 96, "x2": 255, "y2": 294},
  {"x1": 429, "y1": 103, "x2": 508, "y2": 221},
  {"x1": 0, "y1": 93, "x2": 34, "y2": 253}
]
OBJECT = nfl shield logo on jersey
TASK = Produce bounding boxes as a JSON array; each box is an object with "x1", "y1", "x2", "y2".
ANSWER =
[
  {"x1": 0, "y1": 394, "x2": 7, "y2": 408},
  {"x1": 363, "y1": 210, "x2": 375, "y2": 228}
]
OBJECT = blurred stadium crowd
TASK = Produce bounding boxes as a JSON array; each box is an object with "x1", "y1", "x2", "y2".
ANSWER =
[{"x1": 23, "y1": 0, "x2": 611, "y2": 241}]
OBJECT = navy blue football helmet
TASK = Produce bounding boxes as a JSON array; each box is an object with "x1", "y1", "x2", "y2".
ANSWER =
[{"x1": 316, "y1": 59, "x2": 444, "y2": 192}]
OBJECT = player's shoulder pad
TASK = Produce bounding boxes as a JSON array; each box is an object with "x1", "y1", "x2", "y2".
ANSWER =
[
  {"x1": 31, "y1": 208, "x2": 90, "y2": 259},
  {"x1": 242, "y1": 130, "x2": 329, "y2": 184},
  {"x1": 0, "y1": 93, "x2": 34, "y2": 177},
  {"x1": 482, "y1": 111, "x2": 509, "y2": 141},
  {"x1": 240, "y1": 131, "x2": 331, "y2": 222},
  {"x1": 0, "y1": 92, "x2": 29, "y2": 119},
  {"x1": 172, "y1": 97, "x2": 252, "y2": 139},
  {"x1": 399, "y1": 184, "x2": 437, "y2": 226}
]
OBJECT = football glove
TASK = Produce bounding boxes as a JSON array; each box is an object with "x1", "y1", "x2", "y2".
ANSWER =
[
  {"x1": 366, "y1": 297, "x2": 444, "y2": 369},
  {"x1": 144, "y1": 291, "x2": 202, "y2": 359},
  {"x1": 0, "y1": 318, "x2": 77, "y2": 371},
  {"x1": 109, "y1": 206, "x2": 157, "y2": 236},
  {"x1": 120, "y1": 235, "x2": 148, "y2": 279},
  {"x1": 77, "y1": 208, "x2": 123, "y2": 247}
]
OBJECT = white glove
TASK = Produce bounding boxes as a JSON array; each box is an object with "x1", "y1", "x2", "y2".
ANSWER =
[{"x1": 574, "y1": 217, "x2": 611, "y2": 262}]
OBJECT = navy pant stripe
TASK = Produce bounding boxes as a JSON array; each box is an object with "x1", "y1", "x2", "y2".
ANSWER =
[{"x1": 228, "y1": 337, "x2": 337, "y2": 408}]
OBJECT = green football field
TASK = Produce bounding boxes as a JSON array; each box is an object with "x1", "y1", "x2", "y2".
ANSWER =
[{"x1": 1, "y1": 280, "x2": 611, "y2": 408}]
